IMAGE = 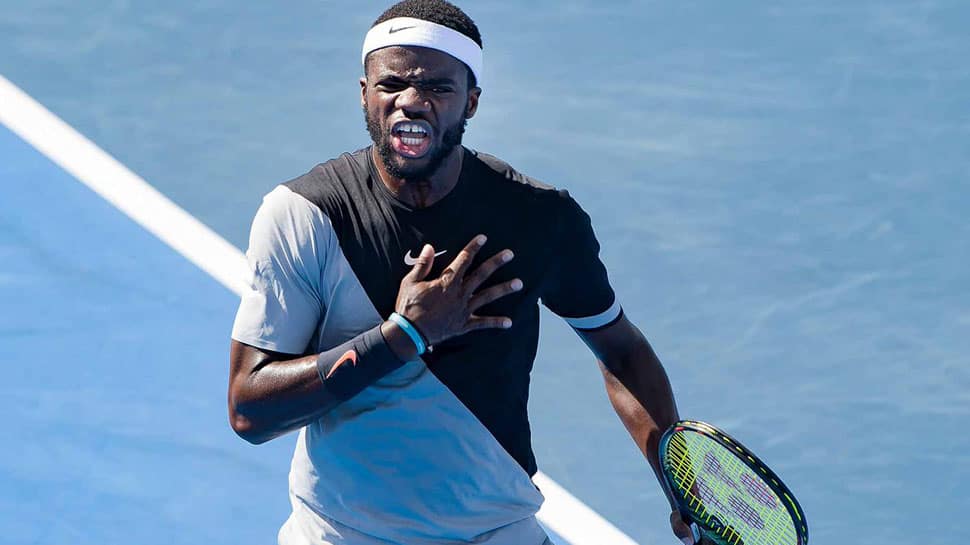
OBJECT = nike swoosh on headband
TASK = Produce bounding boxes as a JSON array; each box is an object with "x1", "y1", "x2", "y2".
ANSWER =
[
  {"x1": 362, "y1": 17, "x2": 483, "y2": 86},
  {"x1": 404, "y1": 249, "x2": 447, "y2": 265}
]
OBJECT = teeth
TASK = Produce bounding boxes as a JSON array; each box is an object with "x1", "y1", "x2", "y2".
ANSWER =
[
  {"x1": 401, "y1": 136, "x2": 423, "y2": 146},
  {"x1": 397, "y1": 123, "x2": 427, "y2": 134}
]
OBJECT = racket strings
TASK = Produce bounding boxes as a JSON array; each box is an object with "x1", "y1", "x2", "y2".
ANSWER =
[{"x1": 666, "y1": 432, "x2": 798, "y2": 545}]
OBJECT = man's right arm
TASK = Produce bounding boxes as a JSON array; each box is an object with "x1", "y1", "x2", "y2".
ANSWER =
[
  {"x1": 228, "y1": 236, "x2": 522, "y2": 445},
  {"x1": 228, "y1": 319, "x2": 419, "y2": 445}
]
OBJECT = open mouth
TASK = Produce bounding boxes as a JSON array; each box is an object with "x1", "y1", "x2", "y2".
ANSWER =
[{"x1": 390, "y1": 120, "x2": 433, "y2": 158}]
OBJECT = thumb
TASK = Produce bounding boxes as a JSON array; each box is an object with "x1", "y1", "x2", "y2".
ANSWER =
[{"x1": 407, "y1": 244, "x2": 436, "y2": 281}]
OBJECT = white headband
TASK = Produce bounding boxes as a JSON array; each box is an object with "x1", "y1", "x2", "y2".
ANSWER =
[{"x1": 362, "y1": 17, "x2": 483, "y2": 85}]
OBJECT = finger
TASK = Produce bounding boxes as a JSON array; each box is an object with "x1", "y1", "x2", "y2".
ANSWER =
[
  {"x1": 670, "y1": 511, "x2": 695, "y2": 545},
  {"x1": 469, "y1": 278, "x2": 523, "y2": 311},
  {"x1": 463, "y1": 248, "x2": 514, "y2": 292},
  {"x1": 463, "y1": 314, "x2": 512, "y2": 333},
  {"x1": 406, "y1": 244, "x2": 436, "y2": 282},
  {"x1": 442, "y1": 234, "x2": 487, "y2": 281},
  {"x1": 682, "y1": 522, "x2": 704, "y2": 545},
  {"x1": 673, "y1": 525, "x2": 695, "y2": 545}
]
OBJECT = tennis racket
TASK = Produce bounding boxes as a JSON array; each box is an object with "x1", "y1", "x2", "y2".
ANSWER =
[{"x1": 659, "y1": 420, "x2": 808, "y2": 545}]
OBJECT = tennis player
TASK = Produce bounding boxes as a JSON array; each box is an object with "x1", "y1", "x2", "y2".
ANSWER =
[{"x1": 228, "y1": 1, "x2": 698, "y2": 543}]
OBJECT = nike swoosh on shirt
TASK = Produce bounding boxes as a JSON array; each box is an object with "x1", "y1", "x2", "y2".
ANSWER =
[
  {"x1": 404, "y1": 249, "x2": 447, "y2": 266},
  {"x1": 388, "y1": 25, "x2": 415, "y2": 33}
]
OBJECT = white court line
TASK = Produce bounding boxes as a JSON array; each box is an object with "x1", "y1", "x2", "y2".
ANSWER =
[
  {"x1": 0, "y1": 74, "x2": 248, "y2": 296},
  {"x1": 0, "y1": 73, "x2": 639, "y2": 545},
  {"x1": 534, "y1": 472, "x2": 642, "y2": 545}
]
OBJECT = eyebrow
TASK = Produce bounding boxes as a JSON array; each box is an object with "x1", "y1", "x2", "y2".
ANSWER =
[{"x1": 376, "y1": 74, "x2": 458, "y2": 86}]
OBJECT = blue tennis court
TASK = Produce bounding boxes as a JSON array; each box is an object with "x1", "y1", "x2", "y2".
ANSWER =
[{"x1": 2, "y1": 2, "x2": 969, "y2": 544}]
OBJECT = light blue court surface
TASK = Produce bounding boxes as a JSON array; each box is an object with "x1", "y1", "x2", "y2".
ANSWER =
[
  {"x1": 0, "y1": 123, "x2": 294, "y2": 543},
  {"x1": 3, "y1": 1, "x2": 970, "y2": 544}
]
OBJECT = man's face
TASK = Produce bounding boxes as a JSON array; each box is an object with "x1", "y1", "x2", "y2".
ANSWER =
[{"x1": 361, "y1": 46, "x2": 481, "y2": 181}]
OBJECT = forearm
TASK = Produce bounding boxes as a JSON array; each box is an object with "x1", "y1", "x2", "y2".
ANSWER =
[
  {"x1": 229, "y1": 347, "x2": 325, "y2": 444},
  {"x1": 229, "y1": 321, "x2": 419, "y2": 444},
  {"x1": 598, "y1": 335, "x2": 680, "y2": 503}
]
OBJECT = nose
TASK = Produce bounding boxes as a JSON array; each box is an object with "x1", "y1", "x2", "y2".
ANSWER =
[{"x1": 395, "y1": 85, "x2": 431, "y2": 114}]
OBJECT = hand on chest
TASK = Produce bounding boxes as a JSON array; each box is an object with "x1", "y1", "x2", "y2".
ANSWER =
[{"x1": 395, "y1": 222, "x2": 551, "y2": 315}]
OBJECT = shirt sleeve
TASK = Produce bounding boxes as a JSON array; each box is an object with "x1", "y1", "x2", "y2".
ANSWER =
[
  {"x1": 231, "y1": 185, "x2": 327, "y2": 354},
  {"x1": 540, "y1": 190, "x2": 623, "y2": 331}
]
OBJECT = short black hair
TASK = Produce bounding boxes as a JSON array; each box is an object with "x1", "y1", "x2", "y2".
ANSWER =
[
  {"x1": 373, "y1": 0, "x2": 482, "y2": 47},
  {"x1": 367, "y1": 0, "x2": 482, "y2": 88}
]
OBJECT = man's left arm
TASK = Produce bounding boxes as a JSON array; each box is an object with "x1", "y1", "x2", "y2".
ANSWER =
[
  {"x1": 575, "y1": 314, "x2": 679, "y2": 489},
  {"x1": 539, "y1": 191, "x2": 704, "y2": 542},
  {"x1": 576, "y1": 314, "x2": 708, "y2": 543}
]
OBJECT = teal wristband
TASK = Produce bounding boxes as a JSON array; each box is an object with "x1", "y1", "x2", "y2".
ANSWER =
[{"x1": 389, "y1": 312, "x2": 427, "y2": 356}]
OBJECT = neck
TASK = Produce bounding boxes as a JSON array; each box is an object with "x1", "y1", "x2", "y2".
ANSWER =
[{"x1": 372, "y1": 146, "x2": 464, "y2": 209}]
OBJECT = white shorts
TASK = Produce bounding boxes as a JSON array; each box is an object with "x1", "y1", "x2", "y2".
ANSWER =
[{"x1": 278, "y1": 494, "x2": 552, "y2": 545}]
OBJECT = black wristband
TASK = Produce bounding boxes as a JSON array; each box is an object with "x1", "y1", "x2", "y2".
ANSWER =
[{"x1": 315, "y1": 323, "x2": 407, "y2": 402}]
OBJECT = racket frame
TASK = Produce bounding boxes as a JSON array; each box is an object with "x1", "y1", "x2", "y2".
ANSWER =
[{"x1": 658, "y1": 419, "x2": 809, "y2": 545}]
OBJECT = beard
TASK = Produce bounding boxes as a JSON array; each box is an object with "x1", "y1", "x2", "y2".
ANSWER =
[{"x1": 364, "y1": 103, "x2": 467, "y2": 181}]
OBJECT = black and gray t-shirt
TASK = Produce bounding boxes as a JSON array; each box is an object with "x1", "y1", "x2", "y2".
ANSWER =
[{"x1": 231, "y1": 146, "x2": 621, "y2": 543}]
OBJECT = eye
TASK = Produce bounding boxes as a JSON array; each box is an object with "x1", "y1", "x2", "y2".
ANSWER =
[
  {"x1": 376, "y1": 80, "x2": 407, "y2": 92},
  {"x1": 431, "y1": 86, "x2": 454, "y2": 94}
]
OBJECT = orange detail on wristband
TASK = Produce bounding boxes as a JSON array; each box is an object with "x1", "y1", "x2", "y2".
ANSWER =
[{"x1": 325, "y1": 349, "x2": 359, "y2": 379}]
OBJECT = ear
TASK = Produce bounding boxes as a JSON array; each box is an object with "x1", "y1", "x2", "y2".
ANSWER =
[
  {"x1": 464, "y1": 86, "x2": 482, "y2": 119},
  {"x1": 360, "y1": 77, "x2": 367, "y2": 109}
]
